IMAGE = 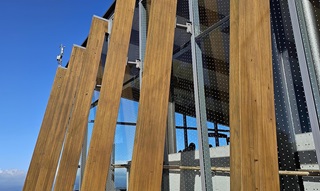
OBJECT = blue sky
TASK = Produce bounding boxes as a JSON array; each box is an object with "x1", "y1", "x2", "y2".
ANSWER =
[{"x1": 0, "y1": 0, "x2": 113, "y2": 189}]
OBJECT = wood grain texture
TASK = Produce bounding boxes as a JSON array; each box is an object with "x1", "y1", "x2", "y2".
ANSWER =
[
  {"x1": 53, "y1": 17, "x2": 108, "y2": 191},
  {"x1": 230, "y1": 0, "x2": 280, "y2": 190},
  {"x1": 34, "y1": 46, "x2": 85, "y2": 191},
  {"x1": 80, "y1": 0, "x2": 136, "y2": 190},
  {"x1": 229, "y1": 0, "x2": 241, "y2": 190},
  {"x1": 23, "y1": 67, "x2": 66, "y2": 191},
  {"x1": 128, "y1": 0, "x2": 177, "y2": 190}
]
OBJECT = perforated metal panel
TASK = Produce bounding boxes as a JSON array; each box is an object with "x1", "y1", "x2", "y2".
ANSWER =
[
  {"x1": 198, "y1": 21, "x2": 229, "y2": 127},
  {"x1": 271, "y1": 0, "x2": 319, "y2": 190},
  {"x1": 198, "y1": 0, "x2": 229, "y2": 32}
]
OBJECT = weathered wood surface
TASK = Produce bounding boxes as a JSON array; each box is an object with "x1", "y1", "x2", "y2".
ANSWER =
[
  {"x1": 23, "y1": 67, "x2": 66, "y2": 191},
  {"x1": 35, "y1": 46, "x2": 86, "y2": 191},
  {"x1": 230, "y1": 0, "x2": 280, "y2": 190},
  {"x1": 128, "y1": 0, "x2": 178, "y2": 190},
  {"x1": 81, "y1": 0, "x2": 136, "y2": 190},
  {"x1": 53, "y1": 16, "x2": 108, "y2": 191}
]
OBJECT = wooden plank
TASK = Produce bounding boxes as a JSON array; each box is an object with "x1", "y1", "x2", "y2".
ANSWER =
[
  {"x1": 34, "y1": 46, "x2": 86, "y2": 191},
  {"x1": 259, "y1": 0, "x2": 280, "y2": 188},
  {"x1": 53, "y1": 16, "x2": 108, "y2": 191},
  {"x1": 80, "y1": 0, "x2": 136, "y2": 190},
  {"x1": 128, "y1": 0, "x2": 177, "y2": 190},
  {"x1": 23, "y1": 67, "x2": 66, "y2": 191},
  {"x1": 230, "y1": 0, "x2": 280, "y2": 190},
  {"x1": 229, "y1": 0, "x2": 240, "y2": 190}
]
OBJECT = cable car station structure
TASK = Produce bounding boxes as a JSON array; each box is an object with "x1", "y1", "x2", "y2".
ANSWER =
[{"x1": 24, "y1": 0, "x2": 320, "y2": 190}]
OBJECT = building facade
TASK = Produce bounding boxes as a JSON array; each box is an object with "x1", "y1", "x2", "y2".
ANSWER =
[{"x1": 24, "y1": 0, "x2": 320, "y2": 191}]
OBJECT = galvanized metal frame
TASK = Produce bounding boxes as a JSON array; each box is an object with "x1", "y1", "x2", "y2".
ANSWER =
[
  {"x1": 294, "y1": 0, "x2": 320, "y2": 126},
  {"x1": 139, "y1": 0, "x2": 147, "y2": 89},
  {"x1": 298, "y1": 0, "x2": 320, "y2": 91},
  {"x1": 287, "y1": 0, "x2": 320, "y2": 168},
  {"x1": 188, "y1": 0, "x2": 213, "y2": 190}
]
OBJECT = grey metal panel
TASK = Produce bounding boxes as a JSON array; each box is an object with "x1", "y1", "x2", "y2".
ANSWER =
[
  {"x1": 297, "y1": 150, "x2": 318, "y2": 164},
  {"x1": 296, "y1": 133, "x2": 316, "y2": 151},
  {"x1": 288, "y1": 0, "x2": 320, "y2": 169},
  {"x1": 303, "y1": 176, "x2": 320, "y2": 183},
  {"x1": 303, "y1": 181, "x2": 320, "y2": 190},
  {"x1": 300, "y1": 164, "x2": 320, "y2": 170}
]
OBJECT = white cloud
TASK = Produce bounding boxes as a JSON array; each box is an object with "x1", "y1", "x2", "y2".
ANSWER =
[
  {"x1": 0, "y1": 168, "x2": 127, "y2": 190},
  {"x1": 0, "y1": 169, "x2": 26, "y2": 191}
]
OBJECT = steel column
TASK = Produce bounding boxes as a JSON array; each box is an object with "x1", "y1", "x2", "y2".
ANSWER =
[{"x1": 188, "y1": 0, "x2": 213, "y2": 190}]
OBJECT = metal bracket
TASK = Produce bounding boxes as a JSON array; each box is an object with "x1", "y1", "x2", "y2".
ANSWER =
[
  {"x1": 56, "y1": 44, "x2": 65, "y2": 66},
  {"x1": 127, "y1": 59, "x2": 142, "y2": 69},
  {"x1": 176, "y1": 20, "x2": 192, "y2": 34}
]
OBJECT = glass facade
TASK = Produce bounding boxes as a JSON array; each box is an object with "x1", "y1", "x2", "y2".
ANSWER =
[{"x1": 81, "y1": 0, "x2": 320, "y2": 190}]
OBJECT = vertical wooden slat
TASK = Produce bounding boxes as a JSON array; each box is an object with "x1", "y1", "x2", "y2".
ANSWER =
[
  {"x1": 259, "y1": 0, "x2": 280, "y2": 189},
  {"x1": 230, "y1": 0, "x2": 280, "y2": 190},
  {"x1": 128, "y1": 0, "x2": 177, "y2": 190},
  {"x1": 34, "y1": 46, "x2": 85, "y2": 191},
  {"x1": 53, "y1": 16, "x2": 108, "y2": 191},
  {"x1": 229, "y1": 0, "x2": 241, "y2": 180},
  {"x1": 81, "y1": 1, "x2": 136, "y2": 190},
  {"x1": 23, "y1": 67, "x2": 66, "y2": 191}
]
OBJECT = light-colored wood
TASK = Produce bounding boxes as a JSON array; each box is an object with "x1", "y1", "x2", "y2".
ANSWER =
[
  {"x1": 230, "y1": 0, "x2": 280, "y2": 191},
  {"x1": 53, "y1": 17, "x2": 108, "y2": 191},
  {"x1": 128, "y1": 0, "x2": 177, "y2": 190},
  {"x1": 34, "y1": 46, "x2": 85, "y2": 191},
  {"x1": 23, "y1": 67, "x2": 66, "y2": 191},
  {"x1": 81, "y1": 0, "x2": 136, "y2": 190},
  {"x1": 259, "y1": 0, "x2": 280, "y2": 188},
  {"x1": 229, "y1": 0, "x2": 241, "y2": 190}
]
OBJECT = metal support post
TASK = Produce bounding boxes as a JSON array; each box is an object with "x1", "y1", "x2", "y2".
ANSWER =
[
  {"x1": 183, "y1": 114, "x2": 188, "y2": 149},
  {"x1": 214, "y1": 123, "x2": 219, "y2": 147},
  {"x1": 189, "y1": 0, "x2": 213, "y2": 190},
  {"x1": 139, "y1": 0, "x2": 147, "y2": 89},
  {"x1": 167, "y1": 101, "x2": 177, "y2": 154}
]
